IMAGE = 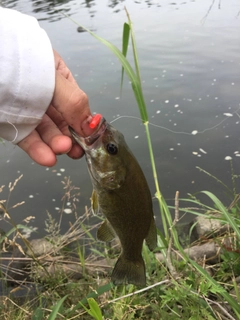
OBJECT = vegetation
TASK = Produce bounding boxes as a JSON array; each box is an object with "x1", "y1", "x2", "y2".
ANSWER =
[{"x1": 1, "y1": 9, "x2": 240, "y2": 320}]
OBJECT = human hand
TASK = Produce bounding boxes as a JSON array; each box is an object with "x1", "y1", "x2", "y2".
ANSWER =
[{"x1": 18, "y1": 50, "x2": 93, "y2": 167}]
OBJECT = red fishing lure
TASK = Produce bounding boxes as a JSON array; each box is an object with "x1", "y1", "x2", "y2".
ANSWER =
[{"x1": 89, "y1": 114, "x2": 102, "y2": 129}]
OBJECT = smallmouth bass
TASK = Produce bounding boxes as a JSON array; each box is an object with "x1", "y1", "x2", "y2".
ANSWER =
[{"x1": 69, "y1": 117, "x2": 157, "y2": 286}]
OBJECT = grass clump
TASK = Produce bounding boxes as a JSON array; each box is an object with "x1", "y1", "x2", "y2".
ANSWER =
[{"x1": 1, "y1": 174, "x2": 240, "y2": 319}]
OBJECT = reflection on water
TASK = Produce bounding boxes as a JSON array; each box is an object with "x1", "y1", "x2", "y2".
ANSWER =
[
  {"x1": 2, "y1": 0, "x2": 177, "y2": 21},
  {"x1": 2, "y1": 0, "x2": 73, "y2": 21},
  {"x1": 31, "y1": 0, "x2": 72, "y2": 21}
]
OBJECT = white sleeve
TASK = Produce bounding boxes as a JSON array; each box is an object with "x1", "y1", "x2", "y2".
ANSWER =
[{"x1": 0, "y1": 7, "x2": 55, "y2": 144}]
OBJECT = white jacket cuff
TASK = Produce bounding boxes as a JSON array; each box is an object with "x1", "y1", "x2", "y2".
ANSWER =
[{"x1": 0, "y1": 8, "x2": 55, "y2": 144}]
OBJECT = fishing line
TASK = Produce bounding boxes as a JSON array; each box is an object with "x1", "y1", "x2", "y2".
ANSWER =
[{"x1": 109, "y1": 107, "x2": 240, "y2": 136}]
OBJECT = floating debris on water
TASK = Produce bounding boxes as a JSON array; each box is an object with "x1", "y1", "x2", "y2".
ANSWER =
[
  {"x1": 223, "y1": 113, "x2": 233, "y2": 117},
  {"x1": 191, "y1": 130, "x2": 198, "y2": 135},
  {"x1": 134, "y1": 136, "x2": 139, "y2": 139},
  {"x1": 199, "y1": 148, "x2": 207, "y2": 154},
  {"x1": 29, "y1": 195, "x2": 34, "y2": 198},
  {"x1": 60, "y1": 168, "x2": 65, "y2": 172},
  {"x1": 225, "y1": 156, "x2": 232, "y2": 160},
  {"x1": 64, "y1": 208, "x2": 72, "y2": 214},
  {"x1": 156, "y1": 110, "x2": 161, "y2": 114},
  {"x1": 192, "y1": 152, "x2": 198, "y2": 155}
]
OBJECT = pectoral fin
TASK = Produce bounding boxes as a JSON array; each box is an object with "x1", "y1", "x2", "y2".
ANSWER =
[
  {"x1": 145, "y1": 216, "x2": 157, "y2": 251},
  {"x1": 97, "y1": 220, "x2": 116, "y2": 242},
  {"x1": 91, "y1": 189, "x2": 99, "y2": 215}
]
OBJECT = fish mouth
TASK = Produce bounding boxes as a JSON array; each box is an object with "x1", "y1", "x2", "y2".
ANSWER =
[{"x1": 69, "y1": 117, "x2": 107, "y2": 151}]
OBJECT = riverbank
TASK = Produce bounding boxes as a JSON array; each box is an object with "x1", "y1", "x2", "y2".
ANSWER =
[{"x1": 1, "y1": 191, "x2": 239, "y2": 320}]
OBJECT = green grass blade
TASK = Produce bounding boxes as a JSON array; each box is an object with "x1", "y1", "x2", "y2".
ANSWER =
[
  {"x1": 122, "y1": 23, "x2": 130, "y2": 58},
  {"x1": 66, "y1": 15, "x2": 147, "y2": 122},
  {"x1": 125, "y1": 10, "x2": 141, "y2": 88},
  {"x1": 80, "y1": 282, "x2": 114, "y2": 305},
  {"x1": 190, "y1": 259, "x2": 240, "y2": 317},
  {"x1": 201, "y1": 191, "x2": 240, "y2": 238},
  {"x1": 125, "y1": 8, "x2": 148, "y2": 121},
  {"x1": 68, "y1": 282, "x2": 114, "y2": 316},
  {"x1": 144, "y1": 122, "x2": 169, "y2": 243},
  {"x1": 87, "y1": 31, "x2": 147, "y2": 122},
  {"x1": 47, "y1": 295, "x2": 67, "y2": 320},
  {"x1": 121, "y1": 22, "x2": 130, "y2": 91},
  {"x1": 87, "y1": 298, "x2": 103, "y2": 320}
]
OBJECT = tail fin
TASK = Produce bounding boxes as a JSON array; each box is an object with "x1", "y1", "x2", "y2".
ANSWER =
[{"x1": 111, "y1": 254, "x2": 146, "y2": 286}]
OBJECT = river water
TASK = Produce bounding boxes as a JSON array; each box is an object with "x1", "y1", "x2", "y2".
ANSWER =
[{"x1": 1, "y1": 0, "x2": 240, "y2": 237}]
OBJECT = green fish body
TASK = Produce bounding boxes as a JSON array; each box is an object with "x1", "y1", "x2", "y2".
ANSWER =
[{"x1": 69, "y1": 118, "x2": 157, "y2": 286}]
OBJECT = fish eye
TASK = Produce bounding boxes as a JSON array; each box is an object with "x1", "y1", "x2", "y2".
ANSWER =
[{"x1": 106, "y1": 143, "x2": 118, "y2": 155}]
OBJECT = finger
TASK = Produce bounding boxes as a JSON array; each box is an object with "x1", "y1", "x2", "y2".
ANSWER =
[
  {"x1": 52, "y1": 71, "x2": 92, "y2": 136},
  {"x1": 67, "y1": 143, "x2": 85, "y2": 159},
  {"x1": 53, "y1": 50, "x2": 77, "y2": 85},
  {"x1": 36, "y1": 113, "x2": 72, "y2": 155},
  {"x1": 46, "y1": 105, "x2": 70, "y2": 136},
  {"x1": 18, "y1": 130, "x2": 57, "y2": 167},
  {"x1": 38, "y1": 112, "x2": 86, "y2": 159},
  {"x1": 46, "y1": 105, "x2": 86, "y2": 158}
]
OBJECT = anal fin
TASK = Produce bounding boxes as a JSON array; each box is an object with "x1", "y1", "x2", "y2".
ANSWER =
[{"x1": 97, "y1": 220, "x2": 116, "y2": 242}]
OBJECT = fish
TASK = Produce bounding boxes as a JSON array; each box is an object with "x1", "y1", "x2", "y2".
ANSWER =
[{"x1": 69, "y1": 117, "x2": 157, "y2": 286}]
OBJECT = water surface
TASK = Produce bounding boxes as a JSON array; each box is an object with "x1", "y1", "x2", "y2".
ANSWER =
[{"x1": 1, "y1": 0, "x2": 240, "y2": 236}]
